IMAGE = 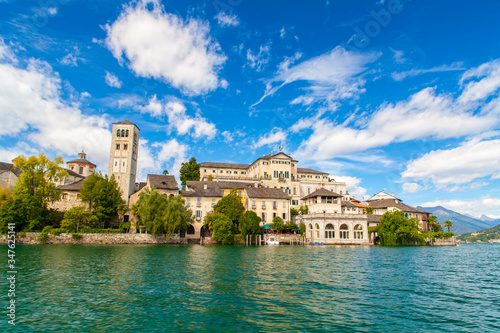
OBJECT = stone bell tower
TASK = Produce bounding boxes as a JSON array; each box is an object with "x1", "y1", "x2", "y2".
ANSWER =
[{"x1": 108, "y1": 120, "x2": 140, "y2": 204}]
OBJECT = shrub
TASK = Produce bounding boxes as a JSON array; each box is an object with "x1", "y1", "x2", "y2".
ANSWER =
[
  {"x1": 71, "y1": 233, "x2": 82, "y2": 240},
  {"x1": 443, "y1": 232, "x2": 455, "y2": 238}
]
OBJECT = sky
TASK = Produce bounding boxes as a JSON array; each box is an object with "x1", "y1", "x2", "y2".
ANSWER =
[{"x1": 1, "y1": 0, "x2": 500, "y2": 218}]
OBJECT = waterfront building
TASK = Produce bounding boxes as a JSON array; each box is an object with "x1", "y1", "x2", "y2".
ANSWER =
[
  {"x1": 129, "y1": 174, "x2": 179, "y2": 207},
  {"x1": 0, "y1": 162, "x2": 22, "y2": 188}
]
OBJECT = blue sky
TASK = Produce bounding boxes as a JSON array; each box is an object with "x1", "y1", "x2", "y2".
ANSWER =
[{"x1": 1, "y1": 0, "x2": 500, "y2": 218}]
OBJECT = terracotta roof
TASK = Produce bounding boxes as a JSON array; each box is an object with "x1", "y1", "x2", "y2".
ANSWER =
[
  {"x1": 368, "y1": 199, "x2": 428, "y2": 214},
  {"x1": 297, "y1": 167, "x2": 329, "y2": 175},
  {"x1": 147, "y1": 174, "x2": 178, "y2": 190},
  {"x1": 67, "y1": 158, "x2": 96, "y2": 167},
  {"x1": 57, "y1": 178, "x2": 86, "y2": 191},
  {"x1": 182, "y1": 181, "x2": 224, "y2": 197},
  {"x1": 301, "y1": 188, "x2": 342, "y2": 200},
  {"x1": 200, "y1": 162, "x2": 250, "y2": 169},
  {"x1": 246, "y1": 187, "x2": 291, "y2": 199}
]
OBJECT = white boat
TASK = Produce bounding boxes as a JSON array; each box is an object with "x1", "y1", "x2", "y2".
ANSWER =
[{"x1": 266, "y1": 236, "x2": 279, "y2": 246}]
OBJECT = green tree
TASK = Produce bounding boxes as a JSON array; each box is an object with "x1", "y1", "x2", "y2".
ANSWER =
[
  {"x1": 299, "y1": 222, "x2": 306, "y2": 235},
  {"x1": 213, "y1": 194, "x2": 245, "y2": 222},
  {"x1": 207, "y1": 175, "x2": 213, "y2": 181},
  {"x1": 133, "y1": 189, "x2": 193, "y2": 237},
  {"x1": 162, "y1": 169, "x2": 169, "y2": 175},
  {"x1": 61, "y1": 207, "x2": 98, "y2": 232},
  {"x1": 364, "y1": 206, "x2": 374, "y2": 215},
  {"x1": 444, "y1": 220, "x2": 453, "y2": 233},
  {"x1": 299, "y1": 205, "x2": 309, "y2": 215},
  {"x1": 290, "y1": 208, "x2": 299, "y2": 216},
  {"x1": 179, "y1": 157, "x2": 200, "y2": 186},
  {"x1": 80, "y1": 173, "x2": 126, "y2": 228},
  {"x1": 210, "y1": 213, "x2": 234, "y2": 245},
  {"x1": 0, "y1": 187, "x2": 14, "y2": 207},
  {"x1": 272, "y1": 216, "x2": 285, "y2": 232},
  {"x1": 239, "y1": 211, "x2": 261, "y2": 235},
  {"x1": 284, "y1": 221, "x2": 299, "y2": 233},
  {"x1": 376, "y1": 210, "x2": 425, "y2": 246}
]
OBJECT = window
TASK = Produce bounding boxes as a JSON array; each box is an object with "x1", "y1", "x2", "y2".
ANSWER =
[
  {"x1": 186, "y1": 198, "x2": 190, "y2": 206},
  {"x1": 354, "y1": 225, "x2": 363, "y2": 239},
  {"x1": 308, "y1": 187, "x2": 311, "y2": 194},
  {"x1": 291, "y1": 200, "x2": 298, "y2": 205},
  {"x1": 121, "y1": 129, "x2": 125, "y2": 137},
  {"x1": 116, "y1": 144, "x2": 120, "y2": 150},
  {"x1": 283, "y1": 201, "x2": 286, "y2": 208},
  {"x1": 273, "y1": 213, "x2": 277, "y2": 219},
  {"x1": 238, "y1": 191, "x2": 242, "y2": 196},
  {"x1": 251, "y1": 200, "x2": 256, "y2": 209},
  {"x1": 187, "y1": 225, "x2": 195, "y2": 235},
  {"x1": 272, "y1": 201, "x2": 277, "y2": 209},
  {"x1": 79, "y1": 167, "x2": 84, "y2": 174},
  {"x1": 340, "y1": 224, "x2": 349, "y2": 239},
  {"x1": 261, "y1": 212, "x2": 267, "y2": 221},
  {"x1": 282, "y1": 213, "x2": 286, "y2": 220},
  {"x1": 116, "y1": 129, "x2": 120, "y2": 137},
  {"x1": 204, "y1": 169, "x2": 207, "y2": 172},
  {"x1": 195, "y1": 210, "x2": 202, "y2": 220},
  {"x1": 62, "y1": 193, "x2": 68, "y2": 200},
  {"x1": 340, "y1": 190, "x2": 343, "y2": 195},
  {"x1": 125, "y1": 129, "x2": 129, "y2": 137},
  {"x1": 227, "y1": 171, "x2": 231, "y2": 174},
  {"x1": 220, "y1": 170, "x2": 223, "y2": 173},
  {"x1": 262, "y1": 201, "x2": 266, "y2": 209},
  {"x1": 197, "y1": 198, "x2": 201, "y2": 207},
  {"x1": 212, "y1": 199, "x2": 216, "y2": 207},
  {"x1": 123, "y1": 144, "x2": 128, "y2": 150},
  {"x1": 212, "y1": 170, "x2": 215, "y2": 173},
  {"x1": 325, "y1": 224, "x2": 335, "y2": 239}
]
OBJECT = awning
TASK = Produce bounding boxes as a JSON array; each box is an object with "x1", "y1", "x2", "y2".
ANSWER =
[{"x1": 263, "y1": 225, "x2": 271, "y2": 230}]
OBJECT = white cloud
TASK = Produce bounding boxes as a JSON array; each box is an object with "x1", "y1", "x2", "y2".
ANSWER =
[
  {"x1": 136, "y1": 138, "x2": 188, "y2": 181},
  {"x1": 280, "y1": 27, "x2": 286, "y2": 39},
  {"x1": 458, "y1": 59, "x2": 500, "y2": 105},
  {"x1": 293, "y1": 87, "x2": 498, "y2": 161},
  {"x1": 105, "y1": 0, "x2": 226, "y2": 96},
  {"x1": 391, "y1": 62, "x2": 465, "y2": 81},
  {"x1": 402, "y1": 182, "x2": 422, "y2": 193},
  {"x1": 105, "y1": 71, "x2": 122, "y2": 88},
  {"x1": 254, "y1": 46, "x2": 379, "y2": 107},
  {"x1": 252, "y1": 128, "x2": 286, "y2": 149},
  {"x1": 138, "y1": 96, "x2": 217, "y2": 139},
  {"x1": 419, "y1": 197, "x2": 500, "y2": 219},
  {"x1": 0, "y1": 38, "x2": 17, "y2": 64},
  {"x1": 215, "y1": 12, "x2": 239, "y2": 27},
  {"x1": 402, "y1": 138, "x2": 500, "y2": 190},
  {"x1": 246, "y1": 45, "x2": 271, "y2": 72},
  {"x1": 335, "y1": 176, "x2": 368, "y2": 200},
  {"x1": 0, "y1": 38, "x2": 111, "y2": 169},
  {"x1": 389, "y1": 47, "x2": 405, "y2": 64},
  {"x1": 58, "y1": 46, "x2": 84, "y2": 67}
]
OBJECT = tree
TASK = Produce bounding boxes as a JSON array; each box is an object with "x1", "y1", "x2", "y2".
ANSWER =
[
  {"x1": 210, "y1": 213, "x2": 234, "y2": 245},
  {"x1": 299, "y1": 205, "x2": 309, "y2": 215},
  {"x1": 213, "y1": 193, "x2": 245, "y2": 223},
  {"x1": 272, "y1": 216, "x2": 285, "y2": 232},
  {"x1": 179, "y1": 157, "x2": 200, "y2": 186},
  {"x1": 133, "y1": 189, "x2": 193, "y2": 237},
  {"x1": 162, "y1": 169, "x2": 169, "y2": 175},
  {"x1": 444, "y1": 220, "x2": 453, "y2": 233},
  {"x1": 61, "y1": 207, "x2": 98, "y2": 232},
  {"x1": 80, "y1": 173, "x2": 126, "y2": 228},
  {"x1": 284, "y1": 221, "x2": 299, "y2": 233},
  {"x1": 207, "y1": 175, "x2": 213, "y2": 181},
  {"x1": 290, "y1": 208, "x2": 299, "y2": 216},
  {"x1": 364, "y1": 206, "x2": 374, "y2": 215},
  {"x1": 239, "y1": 211, "x2": 261, "y2": 236},
  {"x1": 0, "y1": 187, "x2": 14, "y2": 207},
  {"x1": 376, "y1": 210, "x2": 425, "y2": 246}
]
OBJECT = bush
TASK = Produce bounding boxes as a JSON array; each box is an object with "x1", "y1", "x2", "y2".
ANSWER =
[
  {"x1": 19, "y1": 231, "x2": 26, "y2": 238},
  {"x1": 71, "y1": 233, "x2": 82, "y2": 240},
  {"x1": 443, "y1": 232, "x2": 455, "y2": 238}
]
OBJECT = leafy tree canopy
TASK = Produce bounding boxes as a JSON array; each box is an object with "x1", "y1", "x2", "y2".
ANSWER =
[
  {"x1": 299, "y1": 205, "x2": 309, "y2": 215},
  {"x1": 213, "y1": 193, "x2": 245, "y2": 222},
  {"x1": 290, "y1": 208, "x2": 299, "y2": 216},
  {"x1": 272, "y1": 216, "x2": 285, "y2": 231},
  {"x1": 239, "y1": 211, "x2": 261, "y2": 235},
  {"x1": 376, "y1": 210, "x2": 424, "y2": 246},
  {"x1": 80, "y1": 173, "x2": 126, "y2": 227},
  {"x1": 179, "y1": 157, "x2": 200, "y2": 186},
  {"x1": 61, "y1": 206, "x2": 98, "y2": 232},
  {"x1": 210, "y1": 213, "x2": 234, "y2": 245}
]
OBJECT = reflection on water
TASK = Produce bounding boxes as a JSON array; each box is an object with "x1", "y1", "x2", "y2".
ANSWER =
[{"x1": 1, "y1": 244, "x2": 499, "y2": 332}]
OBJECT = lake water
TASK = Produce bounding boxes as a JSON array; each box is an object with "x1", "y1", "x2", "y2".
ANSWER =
[{"x1": 1, "y1": 244, "x2": 499, "y2": 332}]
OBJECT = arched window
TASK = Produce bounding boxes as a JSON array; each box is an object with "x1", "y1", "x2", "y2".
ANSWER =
[
  {"x1": 340, "y1": 224, "x2": 349, "y2": 239},
  {"x1": 315, "y1": 223, "x2": 320, "y2": 238},
  {"x1": 116, "y1": 129, "x2": 120, "y2": 137},
  {"x1": 187, "y1": 225, "x2": 195, "y2": 235},
  {"x1": 125, "y1": 129, "x2": 129, "y2": 137},
  {"x1": 325, "y1": 224, "x2": 334, "y2": 239},
  {"x1": 354, "y1": 224, "x2": 363, "y2": 239},
  {"x1": 121, "y1": 129, "x2": 125, "y2": 137}
]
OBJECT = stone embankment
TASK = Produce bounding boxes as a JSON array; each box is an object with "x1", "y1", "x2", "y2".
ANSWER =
[{"x1": 0, "y1": 232, "x2": 215, "y2": 245}]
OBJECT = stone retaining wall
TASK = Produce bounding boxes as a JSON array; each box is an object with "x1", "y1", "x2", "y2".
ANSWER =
[{"x1": 0, "y1": 232, "x2": 216, "y2": 245}]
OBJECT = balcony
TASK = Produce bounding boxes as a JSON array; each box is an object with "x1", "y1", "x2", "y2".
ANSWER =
[
  {"x1": 251, "y1": 205, "x2": 256, "y2": 210},
  {"x1": 273, "y1": 206, "x2": 278, "y2": 210}
]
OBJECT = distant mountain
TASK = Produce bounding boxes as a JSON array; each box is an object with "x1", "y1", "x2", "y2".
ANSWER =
[
  {"x1": 417, "y1": 206, "x2": 500, "y2": 235},
  {"x1": 479, "y1": 214, "x2": 500, "y2": 223}
]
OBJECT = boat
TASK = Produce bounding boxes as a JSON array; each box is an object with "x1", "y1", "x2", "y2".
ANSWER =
[{"x1": 266, "y1": 236, "x2": 279, "y2": 246}]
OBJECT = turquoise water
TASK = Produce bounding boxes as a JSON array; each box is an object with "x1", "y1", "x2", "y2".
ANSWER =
[{"x1": 1, "y1": 244, "x2": 499, "y2": 332}]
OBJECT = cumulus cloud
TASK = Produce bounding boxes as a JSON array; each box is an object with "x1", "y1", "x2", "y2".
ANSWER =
[
  {"x1": 138, "y1": 95, "x2": 217, "y2": 139},
  {"x1": 215, "y1": 12, "x2": 239, "y2": 27},
  {"x1": 0, "y1": 38, "x2": 111, "y2": 168},
  {"x1": 402, "y1": 138, "x2": 500, "y2": 190},
  {"x1": 105, "y1": 71, "x2": 122, "y2": 88},
  {"x1": 105, "y1": 0, "x2": 227, "y2": 96},
  {"x1": 252, "y1": 128, "x2": 286, "y2": 149},
  {"x1": 419, "y1": 197, "x2": 500, "y2": 219},
  {"x1": 136, "y1": 138, "x2": 188, "y2": 181},
  {"x1": 293, "y1": 87, "x2": 499, "y2": 161},
  {"x1": 335, "y1": 175, "x2": 368, "y2": 200},
  {"x1": 458, "y1": 59, "x2": 500, "y2": 105},
  {"x1": 402, "y1": 182, "x2": 422, "y2": 193},
  {"x1": 253, "y1": 46, "x2": 379, "y2": 107}
]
